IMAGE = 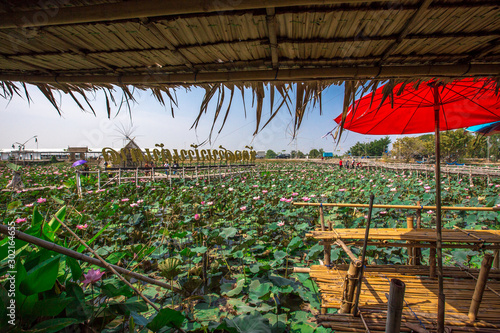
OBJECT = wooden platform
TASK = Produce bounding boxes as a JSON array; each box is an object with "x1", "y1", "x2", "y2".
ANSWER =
[
  {"x1": 311, "y1": 265, "x2": 500, "y2": 332},
  {"x1": 307, "y1": 228, "x2": 500, "y2": 249}
]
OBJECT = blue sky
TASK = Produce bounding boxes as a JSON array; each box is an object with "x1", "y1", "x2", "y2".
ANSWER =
[{"x1": 0, "y1": 83, "x2": 399, "y2": 154}]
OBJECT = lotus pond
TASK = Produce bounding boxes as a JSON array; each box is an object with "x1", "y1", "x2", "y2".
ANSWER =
[{"x1": 1, "y1": 162, "x2": 499, "y2": 333}]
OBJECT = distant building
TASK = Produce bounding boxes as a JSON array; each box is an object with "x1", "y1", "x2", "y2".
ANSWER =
[
  {"x1": 68, "y1": 146, "x2": 88, "y2": 162},
  {"x1": 323, "y1": 152, "x2": 334, "y2": 157},
  {"x1": 255, "y1": 151, "x2": 266, "y2": 159}
]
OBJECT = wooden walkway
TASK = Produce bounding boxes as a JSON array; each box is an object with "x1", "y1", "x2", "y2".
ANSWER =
[{"x1": 311, "y1": 265, "x2": 500, "y2": 332}]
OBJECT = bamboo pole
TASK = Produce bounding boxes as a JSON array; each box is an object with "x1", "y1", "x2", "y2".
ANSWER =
[
  {"x1": 324, "y1": 243, "x2": 331, "y2": 266},
  {"x1": 339, "y1": 262, "x2": 360, "y2": 314},
  {"x1": 293, "y1": 202, "x2": 500, "y2": 212},
  {"x1": 407, "y1": 216, "x2": 415, "y2": 265},
  {"x1": 352, "y1": 194, "x2": 374, "y2": 316},
  {"x1": 494, "y1": 250, "x2": 499, "y2": 270},
  {"x1": 2, "y1": 64, "x2": 499, "y2": 85},
  {"x1": 430, "y1": 245, "x2": 436, "y2": 278},
  {"x1": 0, "y1": 224, "x2": 184, "y2": 294},
  {"x1": 334, "y1": 240, "x2": 362, "y2": 267},
  {"x1": 97, "y1": 169, "x2": 101, "y2": 190},
  {"x1": 0, "y1": 0, "x2": 392, "y2": 29},
  {"x1": 468, "y1": 254, "x2": 494, "y2": 322},
  {"x1": 385, "y1": 279, "x2": 406, "y2": 333},
  {"x1": 118, "y1": 168, "x2": 121, "y2": 185},
  {"x1": 54, "y1": 216, "x2": 161, "y2": 312},
  {"x1": 319, "y1": 204, "x2": 325, "y2": 231}
]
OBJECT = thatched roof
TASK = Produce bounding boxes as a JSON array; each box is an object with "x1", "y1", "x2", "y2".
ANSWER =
[{"x1": 1, "y1": 0, "x2": 499, "y2": 136}]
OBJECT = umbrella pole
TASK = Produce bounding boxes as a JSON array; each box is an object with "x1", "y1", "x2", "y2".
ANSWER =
[{"x1": 433, "y1": 85, "x2": 445, "y2": 333}]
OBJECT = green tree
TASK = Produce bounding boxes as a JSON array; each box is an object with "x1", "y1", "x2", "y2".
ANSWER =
[
  {"x1": 440, "y1": 129, "x2": 473, "y2": 162},
  {"x1": 308, "y1": 149, "x2": 321, "y2": 158},
  {"x1": 265, "y1": 149, "x2": 277, "y2": 159},
  {"x1": 348, "y1": 137, "x2": 391, "y2": 156},
  {"x1": 392, "y1": 137, "x2": 426, "y2": 162}
]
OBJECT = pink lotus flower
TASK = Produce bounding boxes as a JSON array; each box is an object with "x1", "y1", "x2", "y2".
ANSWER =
[
  {"x1": 121, "y1": 198, "x2": 129, "y2": 202},
  {"x1": 37, "y1": 198, "x2": 46, "y2": 203},
  {"x1": 262, "y1": 190, "x2": 268, "y2": 194},
  {"x1": 280, "y1": 198, "x2": 287, "y2": 202},
  {"x1": 426, "y1": 210, "x2": 434, "y2": 214},
  {"x1": 201, "y1": 201, "x2": 205, "y2": 205},
  {"x1": 15, "y1": 218, "x2": 27, "y2": 224},
  {"x1": 82, "y1": 268, "x2": 105, "y2": 288},
  {"x1": 253, "y1": 185, "x2": 258, "y2": 188},
  {"x1": 240, "y1": 206, "x2": 247, "y2": 211},
  {"x1": 57, "y1": 186, "x2": 64, "y2": 190},
  {"x1": 291, "y1": 192, "x2": 298, "y2": 196},
  {"x1": 194, "y1": 213, "x2": 201, "y2": 220},
  {"x1": 302, "y1": 197, "x2": 311, "y2": 201},
  {"x1": 77, "y1": 224, "x2": 88, "y2": 229},
  {"x1": 285, "y1": 198, "x2": 293, "y2": 203},
  {"x1": 277, "y1": 221, "x2": 285, "y2": 227},
  {"x1": 136, "y1": 199, "x2": 144, "y2": 203},
  {"x1": 130, "y1": 203, "x2": 138, "y2": 207},
  {"x1": 253, "y1": 196, "x2": 260, "y2": 200},
  {"x1": 229, "y1": 188, "x2": 234, "y2": 192},
  {"x1": 339, "y1": 189, "x2": 346, "y2": 192},
  {"x1": 207, "y1": 201, "x2": 213, "y2": 205},
  {"x1": 25, "y1": 203, "x2": 34, "y2": 207}
]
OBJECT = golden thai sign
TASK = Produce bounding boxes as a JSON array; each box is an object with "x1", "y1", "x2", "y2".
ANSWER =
[{"x1": 102, "y1": 144, "x2": 256, "y2": 165}]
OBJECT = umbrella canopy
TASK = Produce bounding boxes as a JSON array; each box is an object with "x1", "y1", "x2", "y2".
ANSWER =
[
  {"x1": 72, "y1": 160, "x2": 87, "y2": 167},
  {"x1": 466, "y1": 120, "x2": 500, "y2": 136},
  {"x1": 334, "y1": 78, "x2": 500, "y2": 135},
  {"x1": 334, "y1": 77, "x2": 500, "y2": 333}
]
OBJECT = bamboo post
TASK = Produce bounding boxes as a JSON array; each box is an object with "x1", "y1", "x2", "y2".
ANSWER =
[
  {"x1": 135, "y1": 168, "x2": 138, "y2": 184},
  {"x1": 352, "y1": 194, "x2": 374, "y2": 316},
  {"x1": 468, "y1": 254, "x2": 494, "y2": 321},
  {"x1": 407, "y1": 216, "x2": 415, "y2": 265},
  {"x1": 182, "y1": 167, "x2": 185, "y2": 183},
  {"x1": 385, "y1": 279, "x2": 406, "y2": 333},
  {"x1": 196, "y1": 165, "x2": 198, "y2": 179},
  {"x1": 118, "y1": 168, "x2": 121, "y2": 185},
  {"x1": 494, "y1": 250, "x2": 499, "y2": 270},
  {"x1": 415, "y1": 202, "x2": 422, "y2": 265},
  {"x1": 76, "y1": 171, "x2": 82, "y2": 198},
  {"x1": 97, "y1": 169, "x2": 101, "y2": 190},
  {"x1": 430, "y1": 244, "x2": 436, "y2": 278},
  {"x1": 319, "y1": 204, "x2": 325, "y2": 231},
  {"x1": 169, "y1": 165, "x2": 172, "y2": 186},
  {"x1": 152, "y1": 167, "x2": 155, "y2": 182},
  {"x1": 324, "y1": 242, "x2": 331, "y2": 266},
  {"x1": 339, "y1": 261, "x2": 359, "y2": 314}
]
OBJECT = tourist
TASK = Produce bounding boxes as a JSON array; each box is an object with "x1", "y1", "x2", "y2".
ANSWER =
[
  {"x1": 82, "y1": 163, "x2": 90, "y2": 176},
  {"x1": 173, "y1": 161, "x2": 179, "y2": 175},
  {"x1": 339, "y1": 159, "x2": 343, "y2": 169}
]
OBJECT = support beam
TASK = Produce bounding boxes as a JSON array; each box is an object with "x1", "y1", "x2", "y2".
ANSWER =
[
  {"x1": 0, "y1": 0, "x2": 392, "y2": 29},
  {"x1": 266, "y1": 7, "x2": 279, "y2": 69},
  {"x1": 379, "y1": 0, "x2": 433, "y2": 62},
  {"x1": 1, "y1": 64, "x2": 498, "y2": 85}
]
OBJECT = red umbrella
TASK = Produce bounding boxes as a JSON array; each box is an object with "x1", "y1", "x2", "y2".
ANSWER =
[
  {"x1": 334, "y1": 77, "x2": 500, "y2": 333},
  {"x1": 336, "y1": 78, "x2": 500, "y2": 135}
]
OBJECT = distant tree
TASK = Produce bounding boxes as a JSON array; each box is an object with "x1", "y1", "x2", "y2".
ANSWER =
[
  {"x1": 297, "y1": 150, "x2": 305, "y2": 158},
  {"x1": 440, "y1": 129, "x2": 474, "y2": 162},
  {"x1": 265, "y1": 149, "x2": 277, "y2": 159},
  {"x1": 368, "y1": 136, "x2": 391, "y2": 156},
  {"x1": 348, "y1": 137, "x2": 390, "y2": 157},
  {"x1": 347, "y1": 142, "x2": 368, "y2": 156},
  {"x1": 392, "y1": 137, "x2": 426, "y2": 162},
  {"x1": 308, "y1": 149, "x2": 321, "y2": 158}
]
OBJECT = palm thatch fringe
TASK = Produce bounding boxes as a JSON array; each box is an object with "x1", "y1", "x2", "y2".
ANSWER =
[{"x1": 1, "y1": 77, "x2": 499, "y2": 142}]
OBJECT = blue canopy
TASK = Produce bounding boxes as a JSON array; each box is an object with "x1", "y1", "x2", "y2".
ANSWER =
[{"x1": 465, "y1": 121, "x2": 500, "y2": 136}]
